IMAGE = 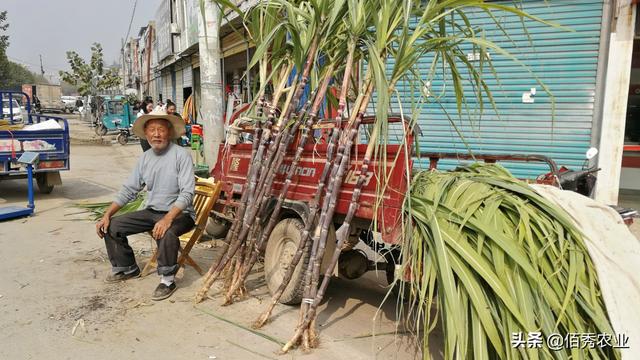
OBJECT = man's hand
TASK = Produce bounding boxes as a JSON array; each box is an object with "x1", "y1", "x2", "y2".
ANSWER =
[
  {"x1": 152, "y1": 216, "x2": 173, "y2": 240},
  {"x1": 95, "y1": 202, "x2": 122, "y2": 239},
  {"x1": 96, "y1": 216, "x2": 110, "y2": 238}
]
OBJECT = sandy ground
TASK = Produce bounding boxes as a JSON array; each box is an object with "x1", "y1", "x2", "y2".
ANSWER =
[
  {"x1": 0, "y1": 116, "x2": 424, "y2": 360},
  {"x1": 2, "y1": 114, "x2": 638, "y2": 360}
]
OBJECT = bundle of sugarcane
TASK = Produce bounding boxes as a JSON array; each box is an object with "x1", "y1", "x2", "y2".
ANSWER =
[
  {"x1": 196, "y1": 0, "x2": 556, "y2": 353},
  {"x1": 74, "y1": 192, "x2": 146, "y2": 221},
  {"x1": 400, "y1": 163, "x2": 618, "y2": 359}
]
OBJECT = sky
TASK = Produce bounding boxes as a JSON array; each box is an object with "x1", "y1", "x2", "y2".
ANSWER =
[{"x1": 2, "y1": 0, "x2": 163, "y2": 82}]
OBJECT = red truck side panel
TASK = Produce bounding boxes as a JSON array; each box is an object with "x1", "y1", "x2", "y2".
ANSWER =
[{"x1": 212, "y1": 117, "x2": 414, "y2": 245}]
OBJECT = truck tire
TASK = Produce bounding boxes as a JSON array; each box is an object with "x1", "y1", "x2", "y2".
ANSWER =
[
  {"x1": 96, "y1": 124, "x2": 107, "y2": 136},
  {"x1": 205, "y1": 216, "x2": 230, "y2": 239},
  {"x1": 36, "y1": 175, "x2": 54, "y2": 194},
  {"x1": 116, "y1": 132, "x2": 129, "y2": 145},
  {"x1": 264, "y1": 218, "x2": 309, "y2": 305},
  {"x1": 384, "y1": 253, "x2": 411, "y2": 300},
  {"x1": 264, "y1": 218, "x2": 337, "y2": 305}
]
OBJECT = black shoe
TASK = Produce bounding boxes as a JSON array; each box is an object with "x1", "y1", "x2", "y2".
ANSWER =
[
  {"x1": 104, "y1": 267, "x2": 141, "y2": 283},
  {"x1": 152, "y1": 282, "x2": 177, "y2": 301}
]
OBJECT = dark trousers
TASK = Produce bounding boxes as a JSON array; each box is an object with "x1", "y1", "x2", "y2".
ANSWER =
[{"x1": 104, "y1": 209, "x2": 195, "y2": 276}]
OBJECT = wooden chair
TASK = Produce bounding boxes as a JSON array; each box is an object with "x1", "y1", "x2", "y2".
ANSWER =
[{"x1": 141, "y1": 179, "x2": 222, "y2": 277}]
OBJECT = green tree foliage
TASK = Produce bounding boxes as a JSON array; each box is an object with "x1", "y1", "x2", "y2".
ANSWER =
[
  {"x1": 59, "y1": 43, "x2": 121, "y2": 96},
  {"x1": 0, "y1": 11, "x2": 8, "y2": 50},
  {"x1": 0, "y1": 11, "x2": 39, "y2": 91}
]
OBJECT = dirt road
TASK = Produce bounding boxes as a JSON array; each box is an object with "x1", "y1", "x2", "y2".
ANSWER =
[{"x1": 0, "y1": 122, "x2": 420, "y2": 360}]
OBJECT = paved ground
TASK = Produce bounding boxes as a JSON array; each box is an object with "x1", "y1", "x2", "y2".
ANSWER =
[
  {"x1": 618, "y1": 189, "x2": 640, "y2": 239},
  {"x1": 0, "y1": 115, "x2": 423, "y2": 360}
]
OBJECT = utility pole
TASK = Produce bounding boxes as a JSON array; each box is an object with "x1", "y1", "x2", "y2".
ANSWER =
[
  {"x1": 121, "y1": 38, "x2": 127, "y2": 93},
  {"x1": 197, "y1": 0, "x2": 223, "y2": 168},
  {"x1": 39, "y1": 55, "x2": 45, "y2": 76},
  {"x1": 594, "y1": 2, "x2": 637, "y2": 204}
]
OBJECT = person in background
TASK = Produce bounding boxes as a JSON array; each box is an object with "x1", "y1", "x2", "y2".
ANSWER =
[
  {"x1": 138, "y1": 99, "x2": 154, "y2": 151},
  {"x1": 165, "y1": 100, "x2": 185, "y2": 145},
  {"x1": 165, "y1": 100, "x2": 181, "y2": 119},
  {"x1": 137, "y1": 99, "x2": 153, "y2": 118},
  {"x1": 132, "y1": 100, "x2": 142, "y2": 113},
  {"x1": 75, "y1": 97, "x2": 84, "y2": 114}
]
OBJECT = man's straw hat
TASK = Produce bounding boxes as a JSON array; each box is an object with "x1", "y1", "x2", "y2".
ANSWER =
[{"x1": 132, "y1": 107, "x2": 185, "y2": 140}]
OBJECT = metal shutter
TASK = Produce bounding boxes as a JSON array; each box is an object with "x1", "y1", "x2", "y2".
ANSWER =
[
  {"x1": 162, "y1": 73, "x2": 171, "y2": 103},
  {"x1": 183, "y1": 66, "x2": 193, "y2": 88},
  {"x1": 389, "y1": 0, "x2": 604, "y2": 178},
  {"x1": 175, "y1": 68, "x2": 184, "y2": 113}
]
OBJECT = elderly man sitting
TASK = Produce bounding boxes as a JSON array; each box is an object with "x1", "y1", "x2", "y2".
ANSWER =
[{"x1": 96, "y1": 108, "x2": 195, "y2": 301}]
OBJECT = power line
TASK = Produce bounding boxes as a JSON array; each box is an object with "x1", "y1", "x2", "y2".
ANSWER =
[
  {"x1": 119, "y1": 0, "x2": 139, "y2": 90},
  {"x1": 124, "y1": 0, "x2": 139, "y2": 44}
]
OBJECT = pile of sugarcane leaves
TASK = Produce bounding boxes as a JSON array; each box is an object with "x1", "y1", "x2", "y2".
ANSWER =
[
  {"x1": 73, "y1": 192, "x2": 146, "y2": 221},
  {"x1": 399, "y1": 163, "x2": 619, "y2": 359}
]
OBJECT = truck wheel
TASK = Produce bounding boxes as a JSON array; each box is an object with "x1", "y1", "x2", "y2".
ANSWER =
[
  {"x1": 36, "y1": 175, "x2": 54, "y2": 194},
  {"x1": 264, "y1": 218, "x2": 309, "y2": 305},
  {"x1": 116, "y1": 133, "x2": 129, "y2": 145},
  {"x1": 95, "y1": 124, "x2": 107, "y2": 136},
  {"x1": 205, "y1": 216, "x2": 230, "y2": 239}
]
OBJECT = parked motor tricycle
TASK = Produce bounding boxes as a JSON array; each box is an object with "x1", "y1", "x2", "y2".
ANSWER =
[
  {"x1": 95, "y1": 99, "x2": 135, "y2": 137},
  {"x1": 112, "y1": 119, "x2": 138, "y2": 145},
  {"x1": 538, "y1": 148, "x2": 638, "y2": 225}
]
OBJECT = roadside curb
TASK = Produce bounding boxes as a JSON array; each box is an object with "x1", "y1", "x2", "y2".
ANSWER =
[{"x1": 70, "y1": 136, "x2": 112, "y2": 146}]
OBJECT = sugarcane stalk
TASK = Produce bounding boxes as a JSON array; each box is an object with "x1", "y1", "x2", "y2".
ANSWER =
[
  {"x1": 222, "y1": 89, "x2": 318, "y2": 304},
  {"x1": 196, "y1": 76, "x2": 285, "y2": 303},
  {"x1": 230, "y1": 242, "x2": 248, "y2": 296},
  {"x1": 222, "y1": 256, "x2": 236, "y2": 291},
  {"x1": 244, "y1": 37, "x2": 320, "y2": 219},
  {"x1": 285, "y1": 79, "x2": 373, "y2": 344},
  {"x1": 195, "y1": 114, "x2": 265, "y2": 303},
  {"x1": 248, "y1": 82, "x2": 326, "y2": 243},
  {"x1": 224, "y1": 68, "x2": 335, "y2": 305},
  {"x1": 242, "y1": 62, "x2": 295, "y2": 212},
  {"x1": 195, "y1": 114, "x2": 272, "y2": 303},
  {"x1": 246, "y1": 86, "x2": 318, "y2": 227},
  {"x1": 287, "y1": 134, "x2": 386, "y2": 351},
  {"x1": 283, "y1": 147, "x2": 355, "y2": 352},
  {"x1": 286, "y1": 78, "x2": 394, "y2": 352},
  {"x1": 221, "y1": 100, "x2": 311, "y2": 303},
  {"x1": 253, "y1": 45, "x2": 358, "y2": 329},
  {"x1": 281, "y1": 85, "x2": 374, "y2": 353},
  {"x1": 303, "y1": 80, "x2": 373, "y2": 297},
  {"x1": 242, "y1": 67, "x2": 295, "y2": 213},
  {"x1": 195, "y1": 37, "x2": 319, "y2": 303}
]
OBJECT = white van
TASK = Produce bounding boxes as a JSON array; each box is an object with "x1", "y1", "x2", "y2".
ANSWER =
[{"x1": 1, "y1": 98, "x2": 23, "y2": 122}]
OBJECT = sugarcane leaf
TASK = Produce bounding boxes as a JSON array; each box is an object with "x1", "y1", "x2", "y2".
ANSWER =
[{"x1": 449, "y1": 252, "x2": 504, "y2": 357}]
